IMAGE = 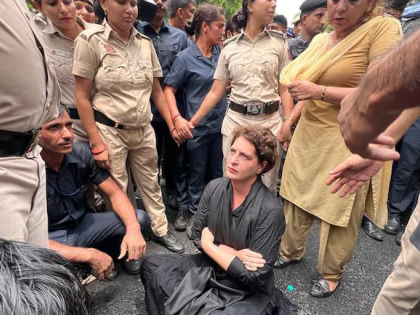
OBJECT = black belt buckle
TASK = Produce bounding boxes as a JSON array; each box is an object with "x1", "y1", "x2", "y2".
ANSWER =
[{"x1": 246, "y1": 103, "x2": 262, "y2": 115}]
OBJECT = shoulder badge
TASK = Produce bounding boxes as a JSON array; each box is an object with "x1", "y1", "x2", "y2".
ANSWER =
[
  {"x1": 80, "y1": 24, "x2": 105, "y2": 41},
  {"x1": 222, "y1": 33, "x2": 241, "y2": 47},
  {"x1": 269, "y1": 30, "x2": 287, "y2": 42}
]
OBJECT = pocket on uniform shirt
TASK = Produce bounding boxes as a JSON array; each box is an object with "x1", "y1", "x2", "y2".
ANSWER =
[
  {"x1": 228, "y1": 59, "x2": 247, "y2": 79},
  {"x1": 102, "y1": 54, "x2": 130, "y2": 83},
  {"x1": 51, "y1": 58, "x2": 73, "y2": 85},
  {"x1": 137, "y1": 61, "x2": 154, "y2": 86}
]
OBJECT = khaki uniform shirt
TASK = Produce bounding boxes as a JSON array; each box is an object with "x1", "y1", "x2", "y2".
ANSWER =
[
  {"x1": 72, "y1": 21, "x2": 163, "y2": 128},
  {"x1": 0, "y1": 0, "x2": 60, "y2": 133},
  {"x1": 42, "y1": 17, "x2": 91, "y2": 109},
  {"x1": 34, "y1": 12, "x2": 48, "y2": 33},
  {"x1": 214, "y1": 29, "x2": 289, "y2": 105}
]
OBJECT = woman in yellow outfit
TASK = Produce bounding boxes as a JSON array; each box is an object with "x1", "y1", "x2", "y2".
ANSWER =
[{"x1": 276, "y1": 0, "x2": 402, "y2": 298}]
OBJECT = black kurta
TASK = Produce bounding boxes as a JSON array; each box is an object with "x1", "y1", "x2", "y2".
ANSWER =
[{"x1": 140, "y1": 177, "x2": 296, "y2": 315}]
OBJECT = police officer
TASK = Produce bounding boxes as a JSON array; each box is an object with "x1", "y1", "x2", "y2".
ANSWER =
[
  {"x1": 0, "y1": 0, "x2": 60, "y2": 247},
  {"x1": 268, "y1": 15, "x2": 288, "y2": 33},
  {"x1": 168, "y1": 0, "x2": 196, "y2": 32},
  {"x1": 163, "y1": 4, "x2": 227, "y2": 233},
  {"x1": 184, "y1": 0, "x2": 294, "y2": 193},
  {"x1": 36, "y1": 0, "x2": 92, "y2": 143},
  {"x1": 137, "y1": 0, "x2": 191, "y2": 228},
  {"x1": 287, "y1": 0, "x2": 327, "y2": 60},
  {"x1": 72, "y1": 0, "x2": 184, "y2": 253}
]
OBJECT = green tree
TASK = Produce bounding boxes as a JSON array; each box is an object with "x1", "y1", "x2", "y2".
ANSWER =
[
  {"x1": 195, "y1": 0, "x2": 242, "y2": 19},
  {"x1": 408, "y1": 0, "x2": 419, "y2": 5}
]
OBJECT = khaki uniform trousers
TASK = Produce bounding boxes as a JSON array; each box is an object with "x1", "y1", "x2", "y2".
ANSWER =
[
  {"x1": 221, "y1": 109, "x2": 282, "y2": 193},
  {"x1": 0, "y1": 147, "x2": 49, "y2": 248},
  {"x1": 372, "y1": 200, "x2": 420, "y2": 315},
  {"x1": 281, "y1": 191, "x2": 367, "y2": 281},
  {"x1": 97, "y1": 123, "x2": 168, "y2": 237}
]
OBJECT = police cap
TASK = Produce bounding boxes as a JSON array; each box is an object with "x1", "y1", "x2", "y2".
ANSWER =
[
  {"x1": 389, "y1": 0, "x2": 410, "y2": 8},
  {"x1": 299, "y1": 0, "x2": 327, "y2": 12},
  {"x1": 273, "y1": 15, "x2": 288, "y2": 27}
]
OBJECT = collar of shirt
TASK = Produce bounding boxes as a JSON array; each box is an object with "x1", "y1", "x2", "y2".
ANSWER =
[
  {"x1": 45, "y1": 152, "x2": 79, "y2": 174},
  {"x1": 297, "y1": 33, "x2": 310, "y2": 45},
  {"x1": 236, "y1": 28, "x2": 271, "y2": 44},
  {"x1": 103, "y1": 19, "x2": 141, "y2": 41},
  {"x1": 191, "y1": 42, "x2": 220, "y2": 65},
  {"x1": 139, "y1": 20, "x2": 169, "y2": 34},
  {"x1": 43, "y1": 16, "x2": 86, "y2": 39}
]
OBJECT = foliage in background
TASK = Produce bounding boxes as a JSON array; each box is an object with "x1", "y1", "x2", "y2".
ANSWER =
[
  {"x1": 409, "y1": 0, "x2": 420, "y2": 5},
  {"x1": 195, "y1": 0, "x2": 242, "y2": 19}
]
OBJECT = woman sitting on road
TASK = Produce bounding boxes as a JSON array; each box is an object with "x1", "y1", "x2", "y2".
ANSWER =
[{"x1": 140, "y1": 125, "x2": 295, "y2": 315}]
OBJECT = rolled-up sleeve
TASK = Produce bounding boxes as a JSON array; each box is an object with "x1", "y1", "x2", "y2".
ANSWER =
[
  {"x1": 213, "y1": 49, "x2": 230, "y2": 82},
  {"x1": 72, "y1": 33, "x2": 98, "y2": 80},
  {"x1": 149, "y1": 41, "x2": 163, "y2": 78},
  {"x1": 226, "y1": 204, "x2": 284, "y2": 289},
  {"x1": 164, "y1": 55, "x2": 186, "y2": 90}
]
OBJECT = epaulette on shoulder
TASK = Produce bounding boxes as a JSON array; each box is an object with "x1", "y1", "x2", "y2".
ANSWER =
[
  {"x1": 269, "y1": 30, "x2": 287, "y2": 41},
  {"x1": 79, "y1": 24, "x2": 104, "y2": 41},
  {"x1": 222, "y1": 33, "x2": 240, "y2": 47},
  {"x1": 139, "y1": 33, "x2": 152, "y2": 41}
]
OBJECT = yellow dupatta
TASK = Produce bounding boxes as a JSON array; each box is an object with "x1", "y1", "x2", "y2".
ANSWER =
[{"x1": 280, "y1": 16, "x2": 403, "y2": 227}]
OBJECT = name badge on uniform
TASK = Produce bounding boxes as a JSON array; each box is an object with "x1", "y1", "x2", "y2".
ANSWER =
[
  {"x1": 103, "y1": 44, "x2": 117, "y2": 54},
  {"x1": 51, "y1": 49, "x2": 71, "y2": 58}
]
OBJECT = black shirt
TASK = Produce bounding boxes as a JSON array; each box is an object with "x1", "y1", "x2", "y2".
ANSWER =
[{"x1": 46, "y1": 143, "x2": 110, "y2": 231}]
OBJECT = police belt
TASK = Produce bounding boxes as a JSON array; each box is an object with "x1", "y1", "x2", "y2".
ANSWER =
[
  {"x1": 93, "y1": 110, "x2": 136, "y2": 130},
  {"x1": 68, "y1": 107, "x2": 80, "y2": 120},
  {"x1": 0, "y1": 129, "x2": 41, "y2": 157},
  {"x1": 229, "y1": 101, "x2": 280, "y2": 116}
]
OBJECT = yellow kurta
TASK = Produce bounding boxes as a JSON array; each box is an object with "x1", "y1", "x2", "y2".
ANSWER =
[{"x1": 280, "y1": 17, "x2": 402, "y2": 228}]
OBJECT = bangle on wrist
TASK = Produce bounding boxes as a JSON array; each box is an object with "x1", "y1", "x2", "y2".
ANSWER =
[
  {"x1": 173, "y1": 116, "x2": 182, "y2": 124},
  {"x1": 172, "y1": 114, "x2": 180, "y2": 123},
  {"x1": 320, "y1": 86, "x2": 327, "y2": 101},
  {"x1": 170, "y1": 127, "x2": 176, "y2": 134},
  {"x1": 190, "y1": 118, "x2": 197, "y2": 127},
  {"x1": 91, "y1": 143, "x2": 107, "y2": 155},
  {"x1": 284, "y1": 116, "x2": 294, "y2": 124}
]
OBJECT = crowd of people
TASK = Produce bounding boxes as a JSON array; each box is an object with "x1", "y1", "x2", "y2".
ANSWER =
[{"x1": 1, "y1": 0, "x2": 420, "y2": 314}]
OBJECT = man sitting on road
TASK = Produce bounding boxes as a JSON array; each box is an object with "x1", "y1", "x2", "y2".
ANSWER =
[{"x1": 39, "y1": 106, "x2": 150, "y2": 280}]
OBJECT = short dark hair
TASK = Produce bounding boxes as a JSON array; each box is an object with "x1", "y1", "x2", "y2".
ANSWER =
[
  {"x1": 225, "y1": 15, "x2": 241, "y2": 37},
  {"x1": 168, "y1": 0, "x2": 196, "y2": 18},
  {"x1": 185, "y1": 4, "x2": 224, "y2": 39},
  {"x1": 0, "y1": 239, "x2": 92, "y2": 315},
  {"x1": 231, "y1": 125, "x2": 278, "y2": 174},
  {"x1": 273, "y1": 14, "x2": 288, "y2": 27}
]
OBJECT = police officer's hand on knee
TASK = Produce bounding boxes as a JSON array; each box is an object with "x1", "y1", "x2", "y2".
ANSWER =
[
  {"x1": 119, "y1": 229, "x2": 147, "y2": 261},
  {"x1": 174, "y1": 116, "x2": 193, "y2": 140},
  {"x1": 87, "y1": 248, "x2": 114, "y2": 280}
]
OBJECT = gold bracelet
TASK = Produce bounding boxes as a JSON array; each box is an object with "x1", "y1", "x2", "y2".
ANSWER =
[
  {"x1": 284, "y1": 116, "x2": 294, "y2": 124},
  {"x1": 320, "y1": 86, "x2": 327, "y2": 101}
]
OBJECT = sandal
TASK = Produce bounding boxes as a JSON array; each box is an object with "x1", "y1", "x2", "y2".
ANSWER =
[{"x1": 310, "y1": 278, "x2": 340, "y2": 298}]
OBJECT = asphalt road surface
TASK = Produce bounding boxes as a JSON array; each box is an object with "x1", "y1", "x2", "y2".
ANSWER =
[{"x1": 87, "y1": 203, "x2": 401, "y2": 315}]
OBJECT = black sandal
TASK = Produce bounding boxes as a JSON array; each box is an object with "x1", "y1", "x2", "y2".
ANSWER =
[{"x1": 310, "y1": 278, "x2": 340, "y2": 298}]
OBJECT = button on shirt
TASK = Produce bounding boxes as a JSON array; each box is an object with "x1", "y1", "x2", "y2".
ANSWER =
[
  {"x1": 137, "y1": 21, "x2": 191, "y2": 121},
  {"x1": 164, "y1": 43, "x2": 227, "y2": 137},
  {"x1": 46, "y1": 143, "x2": 109, "y2": 231},
  {"x1": 214, "y1": 29, "x2": 289, "y2": 105},
  {"x1": 72, "y1": 21, "x2": 163, "y2": 128},
  {"x1": 0, "y1": 0, "x2": 60, "y2": 133}
]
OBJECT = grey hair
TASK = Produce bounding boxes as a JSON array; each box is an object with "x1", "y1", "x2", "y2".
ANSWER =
[
  {"x1": 168, "y1": 0, "x2": 196, "y2": 18},
  {"x1": 0, "y1": 239, "x2": 92, "y2": 315}
]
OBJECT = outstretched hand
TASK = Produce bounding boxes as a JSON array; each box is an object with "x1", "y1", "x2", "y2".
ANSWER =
[{"x1": 326, "y1": 154, "x2": 383, "y2": 198}]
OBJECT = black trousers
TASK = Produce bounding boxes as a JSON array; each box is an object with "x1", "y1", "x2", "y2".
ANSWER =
[
  {"x1": 186, "y1": 133, "x2": 223, "y2": 214},
  {"x1": 388, "y1": 117, "x2": 420, "y2": 219},
  {"x1": 151, "y1": 121, "x2": 188, "y2": 210},
  {"x1": 49, "y1": 210, "x2": 150, "y2": 259}
]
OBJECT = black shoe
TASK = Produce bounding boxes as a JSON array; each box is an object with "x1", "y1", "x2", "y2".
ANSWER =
[
  {"x1": 273, "y1": 254, "x2": 296, "y2": 269},
  {"x1": 124, "y1": 259, "x2": 141, "y2": 275},
  {"x1": 361, "y1": 220, "x2": 383, "y2": 241},
  {"x1": 155, "y1": 232, "x2": 185, "y2": 253},
  {"x1": 384, "y1": 217, "x2": 401, "y2": 235},
  {"x1": 175, "y1": 209, "x2": 189, "y2": 231},
  {"x1": 186, "y1": 215, "x2": 196, "y2": 240},
  {"x1": 396, "y1": 231, "x2": 403, "y2": 246},
  {"x1": 165, "y1": 193, "x2": 177, "y2": 209},
  {"x1": 310, "y1": 278, "x2": 340, "y2": 298}
]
